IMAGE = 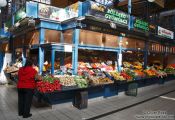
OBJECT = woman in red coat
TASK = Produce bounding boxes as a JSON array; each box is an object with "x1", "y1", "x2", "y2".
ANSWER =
[{"x1": 17, "y1": 58, "x2": 37, "y2": 118}]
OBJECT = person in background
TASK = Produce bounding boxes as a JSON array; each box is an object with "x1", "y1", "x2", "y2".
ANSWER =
[{"x1": 17, "y1": 58, "x2": 37, "y2": 118}]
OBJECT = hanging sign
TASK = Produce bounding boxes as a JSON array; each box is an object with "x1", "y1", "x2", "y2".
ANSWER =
[
  {"x1": 158, "y1": 26, "x2": 174, "y2": 39},
  {"x1": 88, "y1": 1, "x2": 128, "y2": 26},
  {"x1": 14, "y1": 7, "x2": 26, "y2": 24},
  {"x1": 133, "y1": 17, "x2": 149, "y2": 32}
]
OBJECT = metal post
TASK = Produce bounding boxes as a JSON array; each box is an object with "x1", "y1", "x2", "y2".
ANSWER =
[
  {"x1": 144, "y1": 41, "x2": 148, "y2": 69},
  {"x1": 39, "y1": 28, "x2": 45, "y2": 75},
  {"x1": 118, "y1": 35, "x2": 123, "y2": 72},
  {"x1": 22, "y1": 47, "x2": 26, "y2": 66},
  {"x1": 60, "y1": 32, "x2": 64, "y2": 66},
  {"x1": 51, "y1": 49, "x2": 55, "y2": 75},
  {"x1": 128, "y1": 0, "x2": 132, "y2": 30},
  {"x1": 72, "y1": 29, "x2": 80, "y2": 75}
]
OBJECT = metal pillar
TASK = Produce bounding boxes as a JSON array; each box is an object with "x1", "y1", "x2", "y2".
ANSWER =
[
  {"x1": 118, "y1": 36, "x2": 123, "y2": 72},
  {"x1": 60, "y1": 31, "x2": 64, "y2": 66},
  {"x1": 128, "y1": 0, "x2": 132, "y2": 30},
  {"x1": 39, "y1": 28, "x2": 45, "y2": 75},
  {"x1": 144, "y1": 41, "x2": 148, "y2": 69},
  {"x1": 22, "y1": 47, "x2": 26, "y2": 66},
  {"x1": 72, "y1": 29, "x2": 80, "y2": 75},
  {"x1": 51, "y1": 49, "x2": 55, "y2": 75}
]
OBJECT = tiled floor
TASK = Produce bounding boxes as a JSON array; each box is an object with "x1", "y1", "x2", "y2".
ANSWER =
[{"x1": 0, "y1": 80, "x2": 175, "y2": 120}]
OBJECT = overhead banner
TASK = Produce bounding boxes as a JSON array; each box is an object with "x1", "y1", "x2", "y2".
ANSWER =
[
  {"x1": 38, "y1": 4, "x2": 62, "y2": 21},
  {"x1": 158, "y1": 26, "x2": 174, "y2": 39},
  {"x1": 88, "y1": 1, "x2": 129, "y2": 26},
  {"x1": 38, "y1": 2, "x2": 78, "y2": 22},
  {"x1": 60, "y1": 2, "x2": 79, "y2": 21},
  {"x1": 133, "y1": 17, "x2": 149, "y2": 32}
]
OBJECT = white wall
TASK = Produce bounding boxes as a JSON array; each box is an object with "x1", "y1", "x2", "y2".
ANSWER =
[{"x1": 0, "y1": 53, "x2": 12, "y2": 84}]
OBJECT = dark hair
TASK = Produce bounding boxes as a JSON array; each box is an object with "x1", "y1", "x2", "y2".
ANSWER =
[{"x1": 24, "y1": 58, "x2": 33, "y2": 67}]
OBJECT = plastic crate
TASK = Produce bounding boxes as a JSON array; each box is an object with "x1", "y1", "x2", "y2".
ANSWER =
[
  {"x1": 125, "y1": 83, "x2": 138, "y2": 97},
  {"x1": 73, "y1": 91, "x2": 88, "y2": 109}
]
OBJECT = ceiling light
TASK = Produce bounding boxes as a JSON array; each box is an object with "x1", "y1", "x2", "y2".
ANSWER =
[
  {"x1": 148, "y1": 0, "x2": 155, "y2": 2},
  {"x1": 0, "y1": 0, "x2": 7, "y2": 7},
  {"x1": 125, "y1": 41, "x2": 128, "y2": 45}
]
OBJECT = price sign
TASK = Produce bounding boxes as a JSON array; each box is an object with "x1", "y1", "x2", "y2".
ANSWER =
[
  {"x1": 60, "y1": 66, "x2": 67, "y2": 73},
  {"x1": 64, "y1": 45, "x2": 72, "y2": 52}
]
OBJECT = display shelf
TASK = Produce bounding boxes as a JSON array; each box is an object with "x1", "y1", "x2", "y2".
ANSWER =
[
  {"x1": 78, "y1": 45, "x2": 119, "y2": 52},
  {"x1": 40, "y1": 43, "x2": 74, "y2": 52}
]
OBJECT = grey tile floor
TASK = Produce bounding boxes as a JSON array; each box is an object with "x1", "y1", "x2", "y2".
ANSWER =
[{"x1": 0, "y1": 80, "x2": 175, "y2": 120}]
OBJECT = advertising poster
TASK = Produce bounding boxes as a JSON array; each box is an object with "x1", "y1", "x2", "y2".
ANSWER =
[
  {"x1": 158, "y1": 26, "x2": 174, "y2": 39},
  {"x1": 38, "y1": 2, "x2": 79, "y2": 22},
  {"x1": 38, "y1": 3, "x2": 62, "y2": 21},
  {"x1": 88, "y1": 1, "x2": 128, "y2": 26}
]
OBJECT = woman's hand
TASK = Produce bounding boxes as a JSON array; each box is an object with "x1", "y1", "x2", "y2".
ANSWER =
[{"x1": 35, "y1": 74, "x2": 42, "y2": 81}]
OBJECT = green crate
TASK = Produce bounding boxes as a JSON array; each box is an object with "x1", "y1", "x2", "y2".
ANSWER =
[{"x1": 125, "y1": 83, "x2": 138, "y2": 97}]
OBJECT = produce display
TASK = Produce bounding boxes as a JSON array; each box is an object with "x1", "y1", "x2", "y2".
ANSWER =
[
  {"x1": 109, "y1": 71, "x2": 125, "y2": 81},
  {"x1": 4, "y1": 66, "x2": 19, "y2": 73},
  {"x1": 74, "y1": 76, "x2": 88, "y2": 88},
  {"x1": 120, "y1": 71, "x2": 132, "y2": 81},
  {"x1": 25, "y1": 50, "x2": 175, "y2": 94},
  {"x1": 123, "y1": 62, "x2": 133, "y2": 68},
  {"x1": 98, "y1": 77, "x2": 113, "y2": 84},
  {"x1": 144, "y1": 69, "x2": 157, "y2": 77},
  {"x1": 36, "y1": 75, "x2": 61, "y2": 93},
  {"x1": 156, "y1": 70, "x2": 167, "y2": 78},
  {"x1": 133, "y1": 62, "x2": 143, "y2": 70},
  {"x1": 4, "y1": 61, "x2": 22, "y2": 73},
  {"x1": 88, "y1": 76, "x2": 113, "y2": 85},
  {"x1": 58, "y1": 75, "x2": 76, "y2": 87},
  {"x1": 164, "y1": 67, "x2": 175, "y2": 74},
  {"x1": 134, "y1": 70, "x2": 145, "y2": 78}
]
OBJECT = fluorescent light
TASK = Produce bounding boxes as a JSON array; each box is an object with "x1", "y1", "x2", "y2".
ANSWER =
[{"x1": 148, "y1": 0, "x2": 155, "y2": 2}]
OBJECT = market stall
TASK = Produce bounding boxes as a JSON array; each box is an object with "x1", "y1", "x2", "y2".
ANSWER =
[{"x1": 4, "y1": 0, "x2": 175, "y2": 108}]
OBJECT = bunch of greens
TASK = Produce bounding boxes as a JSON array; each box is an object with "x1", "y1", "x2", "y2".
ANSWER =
[{"x1": 74, "y1": 76, "x2": 88, "y2": 88}]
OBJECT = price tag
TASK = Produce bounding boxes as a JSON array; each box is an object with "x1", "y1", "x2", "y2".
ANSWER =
[
  {"x1": 60, "y1": 66, "x2": 67, "y2": 73},
  {"x1": 101, "y1": 68, "x2": 106, "y2": 71},
  {"x1": 64, "y1": 45, "x2": 72, "y2": 52},
  {"x1": 106, "y1": 61, "x2": 112, "y2": 65},
  {"x1": 118, "y1": 54, "x2": 122, "y2": 66}
]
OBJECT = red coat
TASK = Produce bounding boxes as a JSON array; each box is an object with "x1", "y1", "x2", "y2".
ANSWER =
[{"x1": 17, "y1": 66, "x2": 37, "y2": 89}]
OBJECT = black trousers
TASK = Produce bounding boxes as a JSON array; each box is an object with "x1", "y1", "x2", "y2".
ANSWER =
[{"x1": 18, "y1": 88, "x2": 34, "y2": 117}]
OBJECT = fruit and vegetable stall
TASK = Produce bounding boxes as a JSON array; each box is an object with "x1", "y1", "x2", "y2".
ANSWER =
[{"x1": 2, "y1": 0, "x2": 175, "y2": 109}]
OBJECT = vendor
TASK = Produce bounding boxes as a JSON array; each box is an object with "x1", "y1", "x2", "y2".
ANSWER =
[{"x1": 43, "y1": 61, "x2": 49, "y2": 74}]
